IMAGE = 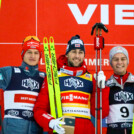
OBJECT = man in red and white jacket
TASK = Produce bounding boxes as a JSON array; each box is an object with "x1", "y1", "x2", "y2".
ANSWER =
[
  {"x1": 33, "y1": 35, "x2": 109, "y2": 134},
  {"x1": 105, "y1": 46, "x2": 134, "y2": 134}
]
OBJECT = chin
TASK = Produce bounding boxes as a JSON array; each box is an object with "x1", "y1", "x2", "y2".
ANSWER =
[{"x1": 29, "y1": 63, "x2": 37, "y2": 66}]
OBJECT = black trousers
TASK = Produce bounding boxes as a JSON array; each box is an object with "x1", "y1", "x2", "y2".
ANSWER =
[{"x1": 107, "y1": 127, "x2": 132, "y2": 134}]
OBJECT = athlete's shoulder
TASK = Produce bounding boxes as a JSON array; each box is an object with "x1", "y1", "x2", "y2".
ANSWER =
[
  {"x1": 0, "y1": 66, "x2": 13, "y2": 76},
  {"x1": 127, "y1": 73, "x2": 134, "y2": 83}
]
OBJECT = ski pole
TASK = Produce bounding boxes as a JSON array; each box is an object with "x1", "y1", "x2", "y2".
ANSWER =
[{"x1": 91, "y1": 23, "x2": 108, "y2": 134}]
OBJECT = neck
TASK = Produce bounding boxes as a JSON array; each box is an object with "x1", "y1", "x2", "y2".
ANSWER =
[
  {"x1": 21, "y1": 61, "x2": 38, "y2": 72},
  {"x1": 113, "y1": 72, "x2": 129, "y2": 84}
]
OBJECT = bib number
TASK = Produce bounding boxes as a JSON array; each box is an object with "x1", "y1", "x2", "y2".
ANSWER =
[{"x1": 120, "y1": 106, "x2": 129, "y2": 118}]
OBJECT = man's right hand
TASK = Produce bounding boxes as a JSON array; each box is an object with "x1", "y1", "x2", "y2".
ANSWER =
[{"x1": 49, "y1": 117, "x2": 65, "y2": 134}]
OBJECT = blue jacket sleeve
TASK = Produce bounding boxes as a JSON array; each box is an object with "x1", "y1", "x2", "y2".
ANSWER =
[{"x1": 0, "y1": 66, "x2": 12, "y2": 90}]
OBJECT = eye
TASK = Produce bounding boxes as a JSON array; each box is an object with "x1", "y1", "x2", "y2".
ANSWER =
[
  {"x1": 35, "y1": 51, "x2": 39, "y2": 55},
  {"x1": 27, "y1": 51, "x2": 32, "y2": 54},
  {"x1": 121, "y1": 57, "x2": 127, "y2": 61},
  {"x1": 113, "y1": 58, "x2": 119, "y2": 61},
  {"x1": 72, "y1": 50, "x2": 76, "y2": 53},
  {"x1": 79, "y1": 51, "x2": 84, "y2": 54}
]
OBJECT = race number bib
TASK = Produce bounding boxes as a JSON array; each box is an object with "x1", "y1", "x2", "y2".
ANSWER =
[{"x1": 106, "y1": 104, "x2": 133, "y2": 124}]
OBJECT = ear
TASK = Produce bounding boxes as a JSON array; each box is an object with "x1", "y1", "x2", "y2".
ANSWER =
[{"x1": 65, "y1": 54, "x2": 68, "y2": 58}]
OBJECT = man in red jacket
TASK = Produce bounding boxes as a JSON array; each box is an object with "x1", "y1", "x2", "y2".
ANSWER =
[
  {"x1": 34, "y1": 35, "x2": 109, "y2": 134},
  {"x1": 106, "y1": 46, "x2": 134, "y2": 134}
]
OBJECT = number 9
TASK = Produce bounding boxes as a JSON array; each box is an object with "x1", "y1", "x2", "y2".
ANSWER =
[{"x1": 120, "y1": 106, "x2": 129, "y2": 118}]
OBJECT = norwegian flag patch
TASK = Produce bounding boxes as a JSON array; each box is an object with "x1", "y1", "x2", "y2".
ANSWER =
[{"x1": 75, "y1": 44, "x2": 80, "y2": 47}]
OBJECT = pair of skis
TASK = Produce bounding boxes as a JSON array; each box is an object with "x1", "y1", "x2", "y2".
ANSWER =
[{"x1": 43, "y1": 36, "x2": 62, "y2": 119}]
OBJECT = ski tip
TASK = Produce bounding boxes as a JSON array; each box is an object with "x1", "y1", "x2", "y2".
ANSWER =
[
  {"x1": 43, "y1": 37, "x2": 48, "y2": 44},
  {"x1": 50, "y1": 36, "x2": 54, "y2": 43}
]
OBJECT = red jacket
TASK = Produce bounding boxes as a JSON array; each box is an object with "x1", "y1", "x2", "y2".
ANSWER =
[{"x1": 33, "y1": 55, "x2": 110, "y2": 133}]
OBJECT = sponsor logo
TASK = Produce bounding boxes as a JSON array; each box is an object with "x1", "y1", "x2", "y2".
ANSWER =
[
  {"x1": 42, "y1": 113, "x2": 52, "y2": 119},
  {"x1": 96, "y1": 37, "x2": 100, "y2": 47},
  {"x1": 76, "y1": 70, "x2": 83, "y2": 76},
  {"x1": 64, "y1": 77, "x2": 84, "y2": 89},
  {"x1": 61, "y1": 94, "x2": 88, "y2": 101},
  {"x1": 68, "y1": 4, "x2": 134, "y2": 25},
  {"x1": 106, "y1": 79, "x2": 115, "y2": 87},
  {"x1": 109, "y1": 124, "x2": 118, "y2": 128},
  {"x1": 71, "y1": 39, "x2": 83, "y2": 45},
  {"x1": 22, "y1": 78, "x2": 39, "y2": 90},
  {"x1": 39, "y1": 72, "x2": 45, "y2": 78},
  {"x1": 14, "y1": 67, "x2": 21, "y2": 73},
  {"x1": 8, "y1": 110, "x2": 19, "y2": 116},
  {"x1": 85, "y1": 74, "x2": 91, "y2": 79},
  {"x1": 131, "y1": 76, "x2": 134, "y2": 81},
  {"x1": 63, "y1": 109, "x2": 88, "y2": 114},
  {"x1": 114, "y1": 91, "x2": 133, "y2": 103},
  {"x1": 27, "y1": 42, "x2": 39, "y2": 48},
  {"x1": 22, "y1": 110, "x2": 33, "y2": 118},
  {"x1": 121, "y1": 122, "x2": 132, "y2": 128},
  {"x1": 60, "y1": 68, "x2": 73, "y2": 75}
]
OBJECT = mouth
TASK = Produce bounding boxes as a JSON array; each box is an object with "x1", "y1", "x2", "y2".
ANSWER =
[
  {"x1": 29, "y1": 59, "x2": 36, "y2": 62},
  {"x1": 116, "y1": 65, "x2": 124, "y2": 68},
  {"x1": 73, "y1": 58, "x2": 80, "y2": 62}
]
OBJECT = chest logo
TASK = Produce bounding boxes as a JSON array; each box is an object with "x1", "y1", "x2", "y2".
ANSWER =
[
  {"x1": 114, "y1": 91, "x2": 133, "y2": 103},
  {"x1": 64, "y1": 77, "x2": 84, "y2": 89},
  {"x1": 22, "y1": 78, "x2": 39, "y2": 90}
]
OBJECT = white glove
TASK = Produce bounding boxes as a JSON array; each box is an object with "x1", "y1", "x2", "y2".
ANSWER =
[
  {"x1": 49, "y1": 117, "x2": 65, "y2": 134},
  {"x1": 98, "y1": 71, "x2": 106, "y2": 89}
]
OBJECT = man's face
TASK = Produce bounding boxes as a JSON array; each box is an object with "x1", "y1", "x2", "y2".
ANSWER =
[
  {"x1": 66, "y1": 49, "x2": 85, "y2": 67},
  {"x1": 23, "y1": 49, "x2": 40, "y2": 66},
  {"x1": 111, "y1": 53, "x2": 128, "y2": 75}
]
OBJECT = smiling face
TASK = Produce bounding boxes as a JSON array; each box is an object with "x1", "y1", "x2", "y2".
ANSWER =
[
  {"x1": 111, "y1": 53, "x2": 128, "y2": 75},
  {"x1": 66, "y1": 49, "x2": 85, "y2": 67},
  {"x1": 23, "y1": 49, "x2": 40, "y2": 66}
]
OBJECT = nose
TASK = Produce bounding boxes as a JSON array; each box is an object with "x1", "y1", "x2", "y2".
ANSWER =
[
  {"x1": 75, "y1": 52, "x2": 80, "y2": 58},
  {"x1": 31, "y1": 53, "x2": 35, "y2": 58},
  {"x1": 118, "y1": 59, "x2": 122, "y2": 64}
]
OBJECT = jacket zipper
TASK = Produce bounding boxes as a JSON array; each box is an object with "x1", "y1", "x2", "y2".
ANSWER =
[
  {"x1": 121, "y1": 77, "x2": 127, "y2": 134},
  {"x1": 121, "y1": 77, "x2": 123, "y2": 90}
]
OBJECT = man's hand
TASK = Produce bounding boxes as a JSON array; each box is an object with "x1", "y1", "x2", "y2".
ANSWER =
[{"x1": 49, "y1": 117, "x2": 65, "y2": 134}]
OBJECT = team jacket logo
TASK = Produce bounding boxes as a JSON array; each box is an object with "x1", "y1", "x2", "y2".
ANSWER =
[
  {"x1": 114, "y1": 91, "x2": 133, "y2": 103},
  {"x1": 64, "y1": 77, "x2": 84, "y2": 89},
  {"x1": 22, "y1": 78, "x2": 39, "y2": 90},
  {"x1": 61, "y1": 94, "x2": 88, "y2": 102}
]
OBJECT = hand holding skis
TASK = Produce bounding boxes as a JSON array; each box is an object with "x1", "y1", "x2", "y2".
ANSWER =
[{"x1": 49, "y1": 117, "x2": 65, "y2": 134}]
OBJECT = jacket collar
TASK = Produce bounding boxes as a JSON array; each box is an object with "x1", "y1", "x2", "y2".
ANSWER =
[
  {"x1": 106, "y1": 72, "x2": 134, "y2": 88},
  {"x1": 57, "y1": 55, "x2": 87, "y2": 76}
]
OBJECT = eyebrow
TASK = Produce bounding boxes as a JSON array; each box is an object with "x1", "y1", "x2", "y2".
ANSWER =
[{"x1": 113, "y1": 56, "x2": 127, "y2": 59}]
